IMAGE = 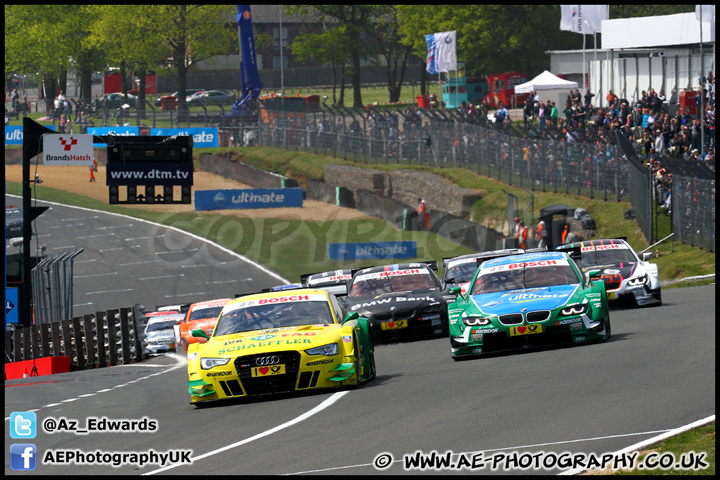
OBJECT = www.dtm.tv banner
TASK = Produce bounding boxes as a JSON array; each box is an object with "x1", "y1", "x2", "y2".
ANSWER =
[
  {"x1": 194, "y1": 188, "x2": 304, "y2": 211},
  {"x1": 328, "y1": 241, "x2": 417, "y2": 260}
]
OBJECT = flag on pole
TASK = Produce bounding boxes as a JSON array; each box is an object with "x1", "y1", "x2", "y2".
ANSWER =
[
  {"x1": 560, "y1": 5, "x2": 608, "y2": 34},
  {"x1": 425, "y1": 31, "x2": 457, "y2": 74}
]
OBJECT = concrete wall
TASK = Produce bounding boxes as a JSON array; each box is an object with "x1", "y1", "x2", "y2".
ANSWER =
[
  {"x1": 324, "y1": 165, "x2": 483, "y2": 218},
  {"x1": 306, "y1": 179, "x2": 355, "y2": 208},
  {"x1": 197, "y1": 152, "x2": 298, "y2": 189}
]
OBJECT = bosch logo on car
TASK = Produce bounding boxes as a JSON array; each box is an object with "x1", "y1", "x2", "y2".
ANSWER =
[
  {"x1": 508, "y1": 260, "x2": 558, "y2": 269},
  {"x1": 258, "y1": 295, "x2": 310, "y2": 304}
]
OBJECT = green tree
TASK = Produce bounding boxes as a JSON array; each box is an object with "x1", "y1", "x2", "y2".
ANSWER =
[
  {"x1": 292, "y1": 24, "x2": 352, "y2": 105},
  {"x1": 288, "y1": 5, "x2": 381, "y2": 108},
  {"x1": 88, "y1": 6, "x2": 182, "y2": 119},
  {"x1": 6, "y1": 5, "x2": 106, "y2": 111},
  {"x1": 367, "y1": 6, "x2": 414, "y2": 103},
  {"x1": 156, "y1": 5, "x2": 236, "y2": 120}
]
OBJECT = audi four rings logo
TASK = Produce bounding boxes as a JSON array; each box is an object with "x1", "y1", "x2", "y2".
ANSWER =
[{"x1": 256, "y1": 356, "x2": 280, "y2": 366}]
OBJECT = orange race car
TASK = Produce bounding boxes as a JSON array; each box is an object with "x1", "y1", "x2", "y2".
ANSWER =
[{"x1": 174, "y1": 298, "x2": 231, "y2": 351}]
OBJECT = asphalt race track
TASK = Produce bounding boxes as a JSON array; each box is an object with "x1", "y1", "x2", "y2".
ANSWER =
[
  {"x1": 5, "y1": 196, "x2": 288, "y2": 318},
  {"x1": 4, "y1": 198, "x2": 716, "y2": 475}
]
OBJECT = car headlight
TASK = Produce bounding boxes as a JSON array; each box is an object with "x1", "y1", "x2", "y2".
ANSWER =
[
  {"x1": 200, "y1": 357, "x2": 231, "y2": 370},
  {"x1": 627, "y1": 275, "x2": 648, "y2": 286},
  {"x1": 305, "y1": 343, "x2": 339, "y2": 356},
  {"x1": 463, "y1": 316, "x2": 491, "y2": 326},
  {"x1": 560, "y1": 304, "x2": 588, "y2": 316}
]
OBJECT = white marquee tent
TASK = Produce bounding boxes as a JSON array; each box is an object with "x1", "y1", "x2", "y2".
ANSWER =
[{"x1": 515, "y1": 70, "x2": 580, "y2": 106}]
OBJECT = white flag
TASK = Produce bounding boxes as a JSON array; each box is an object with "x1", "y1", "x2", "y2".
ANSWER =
[
  {"x1": 560, "y1": 5, "x2": 608, "y2": 34},
  {"x1": 695, "y1": 5, "x2": 715, "y2": 22},
  {"x1": 425, "y1": 30, "x2": 457, "y2": 74}
]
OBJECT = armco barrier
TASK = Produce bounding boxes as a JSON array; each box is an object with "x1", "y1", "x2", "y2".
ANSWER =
[
  {"x1": 198, "y1": 153, "x2": 298, "y2": 189},
  {"x1": 306, "y1": 179, "x2": 355, "y2": 208},
  {"x1": 5, "y1": 306, "x2": 145, "y2": 370}
]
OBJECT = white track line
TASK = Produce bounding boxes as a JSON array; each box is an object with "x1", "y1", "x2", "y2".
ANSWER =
[{"x1": 143, "y1": 391, "x2": 350, "y2": 475}]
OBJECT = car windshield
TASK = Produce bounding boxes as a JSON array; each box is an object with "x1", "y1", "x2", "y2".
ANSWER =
[
  {"x1": 471, "y1": 261, "x2": 580, "y2": 294},
  {"x1": 349, "y1": 268, "x2": 437, "y2": 297},
  {"x1": 214, "y1": 300, "x2": 334, "y2": 337},
  {"x1": 146, "y1": 320, "x2": 178, "y2": 332},
  {"x1": 188, "y1": 306, "x2": 225, "y2": 322},
  {"x1": 577, "y1": 247, "x2": 637, "y2": 268},
  {"x1": 6, "y1": 208, "x2": 22, "y2": 220},
  {"x1": 444, "y1": 261, "x2": 479, "y2": 284}
]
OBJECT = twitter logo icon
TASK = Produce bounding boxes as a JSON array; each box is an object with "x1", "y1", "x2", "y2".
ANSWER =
[{"x1": 10, "y1": 412, "x2": 37, "y2": 439}]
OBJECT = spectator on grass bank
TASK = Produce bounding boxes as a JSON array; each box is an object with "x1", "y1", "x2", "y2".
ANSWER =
[{"x1": 417, "y1": 197, "x2": 430, "y2": 231}]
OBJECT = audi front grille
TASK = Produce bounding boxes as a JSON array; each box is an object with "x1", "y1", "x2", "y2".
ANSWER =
[{"x1": 234, "y1": 351, "x2": 302, "y2": 396}]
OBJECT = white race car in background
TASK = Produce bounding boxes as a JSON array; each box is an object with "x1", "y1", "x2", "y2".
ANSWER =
[{"x1": 557, "y1": 238, "x2": 661, "y2": 307}]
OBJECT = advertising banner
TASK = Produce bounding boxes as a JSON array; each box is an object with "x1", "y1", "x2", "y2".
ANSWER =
[
  {"x1": 5, "y1": 125, "x2": 56, "y2": 145},
  {"x1": 42, "y1": 134, "x2": 94, "y2": 166},
  {"x1": 150, "y1": 128, "x2": 219, "y2": 148},
  {"x1": 106, "y1": 163, "x2": 193, "y2": 186},
  {"x1": 194, "y1": 188, "x2": 304, "y2": 211},
  {"x1": 87, "y1": 126, "x2": 140, "y2": 147},
  {"x1": 328, "y1": 241, "x2": 417, "y2": 261}
]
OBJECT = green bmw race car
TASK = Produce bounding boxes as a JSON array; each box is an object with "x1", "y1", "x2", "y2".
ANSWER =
[{"x1": 448, "y1": 249, "x2": 611, "y2": 359}]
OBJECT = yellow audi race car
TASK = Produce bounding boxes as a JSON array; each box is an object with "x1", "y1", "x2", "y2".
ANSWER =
[{"x1": 187, "y1": 288, "x2": 376, "y2": 406}]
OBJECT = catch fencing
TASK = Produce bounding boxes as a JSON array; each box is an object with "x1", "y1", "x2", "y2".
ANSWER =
[
  {"x1": 5, "y1": 306, "x2": 148, "y2": 368},
  {"x1": 672, "y1": 177, "x2": 716, "y2": 252},
  {"x1": 254, "y1": 107, "x2": 630, "y2": 204}
]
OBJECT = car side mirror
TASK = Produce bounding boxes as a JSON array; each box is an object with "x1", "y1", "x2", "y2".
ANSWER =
[
  {"x1": 342, "y1": 312, "x2": 359, "y2": 324},
  {"x1": 642, "y1": 252, "x2": 654, "y2": 261},
  {"x1": 448, "y1": 286, "x2": 461, "y2": 295},
  {"x1": 191, "y1": 329, "x2": 210, "y2": 340},
  {"x1": 586, "y1": 270, "x2": 602, "y2": 281}
]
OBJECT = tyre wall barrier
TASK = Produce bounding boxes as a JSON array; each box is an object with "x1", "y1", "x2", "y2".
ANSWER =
[
  {"x1": 5, "y1": 306, "x2": 146, "y2": 370},
  {"x1": 198, "y1": 152, "x2": 298, "y2": 189}
]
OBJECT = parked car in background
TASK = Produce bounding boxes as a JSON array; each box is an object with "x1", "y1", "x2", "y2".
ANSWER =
[
  {"x1": 187, "y1": 89, "x2": 236, "y2": 106},
  {"x1": 104, "y1": 92, "x2": 137, "y2": 109},
  {"x1": 153, "y1": 89, "x2": 205, "y2": 106}
]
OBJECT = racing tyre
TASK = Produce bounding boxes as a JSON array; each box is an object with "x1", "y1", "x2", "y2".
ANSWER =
[{"x1": 600, "y1": 314, "x2": 611, "y2": 343}]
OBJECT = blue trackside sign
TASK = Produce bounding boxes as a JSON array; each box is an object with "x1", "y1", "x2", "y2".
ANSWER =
[
  {"x1": 150, "y1": 128, "x2": 219, "y2": 148},
  {"x1": 328, "y1": 241, "x2": 417, "y2": 260},
  {"x1": 194, "y1": 188, "x2": 304, "y2": 210},
  {"x1": 5, "y1": 125, "x2": 56, "y2": 145}
]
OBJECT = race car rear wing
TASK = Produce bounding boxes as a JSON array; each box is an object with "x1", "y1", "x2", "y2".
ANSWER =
[
  {"x1": 154, "y1": 302, "x2": 191, "y2": 313},
  {"x1": 235, "y1": 282, "x2": 349, "y2": 299},
  {"x1": 349, "y1": 259, "x2": 438, "y2": 279}
]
